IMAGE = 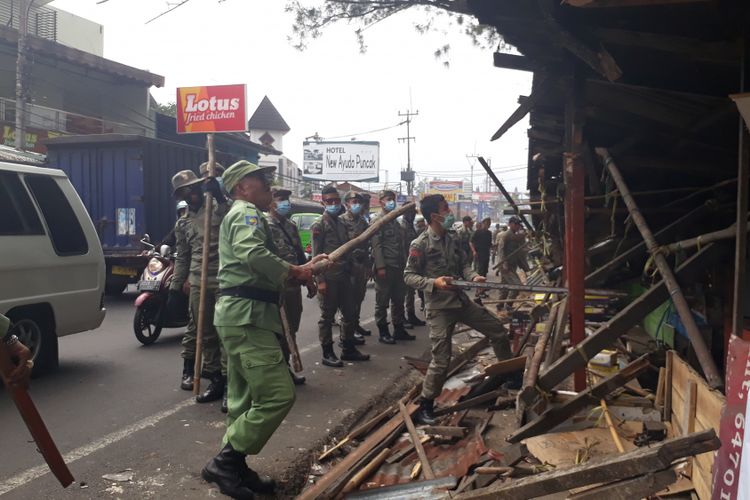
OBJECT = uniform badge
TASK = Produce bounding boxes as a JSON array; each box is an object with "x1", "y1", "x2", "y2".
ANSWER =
[{"x1": 244, "y1": 214, "x2": 259, "y2": 227}]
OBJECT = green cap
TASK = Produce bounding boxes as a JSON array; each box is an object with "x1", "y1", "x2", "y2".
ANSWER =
[
  {"x1": 223, "y1": 160, "x2": 276, "y2": 192},
  {"x1": 0, "y1": 313, "x2": 10, "y2": 337}
]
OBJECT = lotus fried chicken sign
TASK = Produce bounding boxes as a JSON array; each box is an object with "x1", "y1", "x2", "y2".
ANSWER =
[{"x1": 176, "y1": 84, "x2": 247, "y2": 134}]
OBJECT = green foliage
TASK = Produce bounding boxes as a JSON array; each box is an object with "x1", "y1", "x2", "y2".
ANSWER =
[
  {"x1": 285, "y1": 0, "x2": 504, "y2": 66},
  {"x1": 154, "y1": 101, "x2": 177, "y2": 117}
]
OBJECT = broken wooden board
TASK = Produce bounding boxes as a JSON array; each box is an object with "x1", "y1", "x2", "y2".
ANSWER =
[
  {"x1": 509, "y1": 355, "x2": 650, "y2": 443},
  {"x1": 524, "y1": 428, "x2": 636, "y2": 469},
  {"x1": 483, "y1": 356, "x2": 527, "y2": 377},
  {"x1": 667, "y1": 350, "x2": 726, "y2": 500},
  {"x1": 566, "y1": 468, "x2": 677, "y2": 500},
  {"x1": 454, "y1": 429, "x2": 720, "y2": 499}
]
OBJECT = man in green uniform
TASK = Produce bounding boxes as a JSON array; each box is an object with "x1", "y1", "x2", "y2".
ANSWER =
[
  {"x1": 340, "y1": 191, "x2": 372, "y2": 338},
  {"x1": 371, "y1": 190, "x2": 414, "y2": 344},
  {"x1": 457, "y1": 215, "x2": 475, "y2": 268},
  {"x1": 268, "y1": 188, "x2": 314, "y2": 385},
  {"x1": 496, "y1": 216, "x2": 530, "y2": 313},
  {"x1": 202, "y1": 161, "x2": 329, "y2": 499},
  {"x1": 169, "y1": 167, "x2": 228, "y2": 408},
  {"x1": 401, "y1": 202, "x2": 426, "y2": 328},
  {"x1": 404, "y1": 194, "x2": 512, "y2": 425},
  {"x1": 312, "y1": 186, "x2": 370, "y2": 367}
]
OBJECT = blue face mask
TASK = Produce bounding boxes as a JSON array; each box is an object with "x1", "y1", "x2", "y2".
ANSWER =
[
  {"x1": 350, "y1": 203, "x2": 362, "y2": 215},
  {"x1": 276, "y1": 200, "x2": 291, "y2": 216},
  {"x1": 384, "y1": 200, "x2": 396, "y2": 212},
  {"x1": 441, "y1": 212, "x2": 455, "y2": 230},
  {"x1": 325, "y1": 204, "x2": 340, "y2": 215}
]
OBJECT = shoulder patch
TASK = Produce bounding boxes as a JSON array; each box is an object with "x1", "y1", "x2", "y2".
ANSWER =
[{"x1": 244, "y1": 214, "x2": 259, "y2": 227}]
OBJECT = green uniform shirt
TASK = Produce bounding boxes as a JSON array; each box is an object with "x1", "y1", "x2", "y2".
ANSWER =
[
  {"x1": 403, "y1": 226, "x2": 478, "y2": 310},
  {"x1": 371, "y1": 212, "x2": 405, "y2": 270},
  {"x1": 170, "y1": 214, "x2": 191, "y2": 291},
  {"x1": 214, "y1": 200, "x2": 290, "y2": 332},
  {"x1": 457, "y1": 226, "x2": 474, "y2": 258},
  {"x1": 497, "y1": 229, "x2": 528, "y2": 270}
]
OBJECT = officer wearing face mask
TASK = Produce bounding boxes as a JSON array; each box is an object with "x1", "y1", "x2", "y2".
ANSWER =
[
  {"x1": 340, "y1": 191, "x2": 372, "y2": 338},
  {"x1": 370, "y1": 190, "x2": 413, "y2": 344}
]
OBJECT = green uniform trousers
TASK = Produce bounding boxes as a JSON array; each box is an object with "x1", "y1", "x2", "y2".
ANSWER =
[
  {"x1": 498, "y1": 267, "x2": 523, "y2": 303},
  {"x1": 317, "y1": 277, "x2": 356, "y2": 346},
  {"x1": 180, "y1": 307, "x2": 197, "y2": 360},
  {"x1": 218, "y1": 326, "x2": 295, "y2": 455},
  {"x1": 405, "y1": 286, "x2": 417, "y2": 317},
  {"x1": 184, "y1": 286, "x2": 227, "y2": 376},
  {"x1": 351, "y1": 266, "x2": 368, "y2": 329},
  {"x1": 374, "y1": 266, "x2": 406, "y2": 327},
  {"x1": 422, "y1": 301, "x2": 512, "y2": 400}
]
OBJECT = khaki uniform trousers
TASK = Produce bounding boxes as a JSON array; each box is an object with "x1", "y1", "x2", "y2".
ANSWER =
[{"x1": 184, "y1": 286, "x2": 226, "y2": 376}]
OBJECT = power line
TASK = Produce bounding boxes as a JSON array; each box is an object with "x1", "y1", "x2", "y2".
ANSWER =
[{"x1": 312, "y1": 121, "x2": 406, "y2": 141}]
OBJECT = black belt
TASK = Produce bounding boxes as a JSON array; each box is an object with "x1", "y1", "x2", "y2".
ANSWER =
[{"x1": 220, "y1": 286, "x2": 280, "y2": 304}]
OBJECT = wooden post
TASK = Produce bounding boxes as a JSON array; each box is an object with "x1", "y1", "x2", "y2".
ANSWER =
[
  {"x1": 596, "y1": 148, "x2": 723, "y2": 390},
  {"x1": 398, "y1": 401, "x2": 435, "y2": 480},
  {"x1": 193, "y1": 133, "x2": 216, "y2": 395}
]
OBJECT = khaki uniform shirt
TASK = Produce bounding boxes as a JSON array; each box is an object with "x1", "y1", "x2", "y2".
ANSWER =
[
  {"x1": 403, "y1": 227, "x2": 478, "y2": 310},
  {"x1": 340, "y1": 211, "x2": 370, "y2": 268},
  {"x1": 268, "y1": 214, "x2": 305, "y2": 266},
  {"x1": 371, "y1": 212, "x2": 405, "y2": 270},
  {"x1": 497, "y1": 229, "x2": 528, "y2": 270},
  {"x1": 311, "y1": 212, "x2": 349, "y2": 282},
  {"x1": 457, "y1": 226, "x2": 474, "y2": 258},
  {"x1": 400, "y1": 219, "x2": 418, "y2": 258},
  {"x1": 170, "y1": 199, "x2": 229, "y2": 291},
  {"x1": 170, "y1": 214, "x2": 192, "y2": 291},
  {"x1": 214, "y1": 200, "x2": 290, "y2": 332}
]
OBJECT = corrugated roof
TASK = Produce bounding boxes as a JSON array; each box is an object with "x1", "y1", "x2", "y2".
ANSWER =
[
  {"x1": 0, "y1": 145, "x2": 47, "y2": 166},
  {"x1": 248, "y1": 96, "x2": 290, "y2": 133}
]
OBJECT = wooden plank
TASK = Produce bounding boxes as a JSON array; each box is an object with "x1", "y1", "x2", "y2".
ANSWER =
[
  {"x1": 537, "y1": 244, "x2": 718, "y2": 396},
  {"x1": 509, "y1": 355, "x2": 651, "y2": 443},
  {"x1": 455, "y1": 429, "x2": 720, "y2": 500},
  {"x1": 567, "y1": 468, "x2": 677, "y2": 500},
  {"x1": 484, "y1": 356, "x2": 527, "y2": 377},
  {"x1": 298, "y1": 404, "x2": 416, "y2": 500},
  {"x1": 399, "y1": 401, "x2": 435, "y2": 480},
  {"x1": 664, "y1": 350, "x2": 674, "y2": 421},
  {"x1": 491, "y1": 80, "x2": 549, "y2": 141},
  {"x1": 421, "y1": 426, "x2": 468, "y2": 438},
  {"x1": 655, "y1": 367, "x2": 666, "y2": 411},
  {"x1": 493, "y1": 52, "x2": 537, "y2": 72},
  {"x1": 341, "y1": 447, "x2": 391, "y2": 495},
  {"x1": 682, "y1": 380, "x2": 698, "y2": 436}
]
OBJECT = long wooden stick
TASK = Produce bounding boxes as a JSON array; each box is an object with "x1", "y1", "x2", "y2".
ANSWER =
[
  {"x1": 597, "y1": 148, "x2": 722, "y2": 390},
  {"x1": 399, "y1": 401, "x2": 435, "y2": 480},
  {"x1": 340, "y1": 447, "x2": 390, "y2": 494},
  {"x1": 279, "y1": 304, "x2": 302, "y2": 372},
  {"x1": 193, "y1": 133, "x2": 216, "y2": 395},
  {"x1": 0, "y1": 344, "x2": 74, "y2": 488},
  {"x1": 478, "y1": 156, "x2": 534, "y2": 232},
  {"x1": 661, "y1": 219, "x2": 749, "y2": 254},
  {"x1": 600, "y1": 398, "x2": 625, "y2": 453}
]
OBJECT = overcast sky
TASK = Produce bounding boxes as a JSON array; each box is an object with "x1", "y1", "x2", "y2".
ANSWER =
[{"x1": 50, "y1": 0, "x2": 532, "y2": 192}]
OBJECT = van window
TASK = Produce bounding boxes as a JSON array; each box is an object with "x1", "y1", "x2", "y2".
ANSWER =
[
  {"x1": 0, "y1": 171, "x2": 44, "y2": 236},
  {"x1": 296, "y1": 214, "x2": 319, "y2": 231},
  {"x1": 25, "y1": 175, "x2": 88, "y2": 256}
]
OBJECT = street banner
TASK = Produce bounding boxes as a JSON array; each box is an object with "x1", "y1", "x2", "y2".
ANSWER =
[
  {"x1": 303, "y1": 141, "x2": 379, "y2": 182},
  {"x1": 713, "y1": 334, "x2": 750, "y2": 500},
  {"x1": 176, "y1": 84, "x2": 247, "y2": 134},
  {"x1": 427, "y1": 180, "x2": 463, "y2": 202}
]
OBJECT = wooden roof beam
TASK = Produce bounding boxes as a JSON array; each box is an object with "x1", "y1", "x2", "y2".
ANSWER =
[
  {"x1": 493, "y1": 52, "x2": 537, "y2": 72},
  {"x1": 563, "y1": 0, "x2": 710, "y2": 7},
  {"x1": 491, "y1": 78, "x2": 551, "y2": 141}
]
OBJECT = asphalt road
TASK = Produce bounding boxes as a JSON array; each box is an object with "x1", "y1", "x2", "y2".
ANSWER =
[{"x1": 0, "y1": 285, "x2": 432, "y2": 499}]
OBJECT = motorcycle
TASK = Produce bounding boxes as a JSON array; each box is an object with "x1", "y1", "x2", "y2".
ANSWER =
[{"x1": 133, "y1": 235, "x2": 189, "y2": 345}]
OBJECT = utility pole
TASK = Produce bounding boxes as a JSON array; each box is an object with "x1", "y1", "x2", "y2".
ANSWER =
[
  {"x1": 15, "y1": 0, "x2": 32, "y2": 150},
  {"x1": 398, "y1": 109, "x2": 418, "y2": 196}
]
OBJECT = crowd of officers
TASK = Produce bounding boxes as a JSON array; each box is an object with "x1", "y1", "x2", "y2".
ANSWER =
[{"x1": 162, "y1": 160, "x2": 527, "y2": 499}]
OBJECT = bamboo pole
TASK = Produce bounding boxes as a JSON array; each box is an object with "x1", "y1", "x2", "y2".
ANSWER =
[
  {"x1": 596, "y1": 148, "x2": 722, "y2": 389},
  {"x1": 193, "y1": 133, "x2": 215, "y2": 396},
  {"x1": 600, "y1": 399, "x2": 625, "y2": 453},
  {"x1": 661, "y1": 220, "x2": 750, "y2": 254}
]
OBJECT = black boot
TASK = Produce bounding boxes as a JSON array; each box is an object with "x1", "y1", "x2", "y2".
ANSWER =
[
  {"x1": 289, "y1": 369, "x2": 306, "y2": 385},
  {"x1": 403, "y1": 320, "x2": 415, "y2": 330},
  {"x1": 407, "y1": 313, "x2": 426, "y2": 327},
  {"x1": 196, "y1": 373, "x2": 225, "y2": 403},
  {"x1": 221, "y1": 386, "x2": 228, "y2": 414},
  {"x1": 393, "y1": 324, "x2": 416, "y2": 341},
  {"x1": 181, "y1": 358, "x2": 195, "y2": 391},
  {"x1": 415, "y1": 399, "x2": 438, "y2": 425},
  {"x1": 322, "y1": 344, "x2": 344, "y2": 368},
  {"x1": 201, "y1": 443, "x2": 255, "y2": 500},
  {"x1": 239, "y1": 465, "x2": 276, "y2": 495},
  {"x1": 356, "y1": 324, "x2": 372, "y2": 336},
  {"x1": 378, "y1": 324, "x2": 396, "y2": 345},
  {"x1": 340, "y1": 341, "x2": 371, "y2": 361},
  {"x1": 338, "y1": 332, "x2": 365, "y2": 347}
]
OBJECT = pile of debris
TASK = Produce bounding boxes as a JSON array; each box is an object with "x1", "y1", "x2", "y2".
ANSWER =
[{"x1": 298, "y1": 298, "x2": 723, "y2": 499}]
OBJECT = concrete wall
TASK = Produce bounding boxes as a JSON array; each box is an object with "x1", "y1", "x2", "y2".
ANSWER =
[{"x1": 249, "y1": 128, "x2": 285, "y2": 153}]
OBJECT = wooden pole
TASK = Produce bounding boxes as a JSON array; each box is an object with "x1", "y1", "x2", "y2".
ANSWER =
[
  {"x1": 661, "y1": 220, "x2": 749, "y2": 254},
  {"x1": 596, "y1": 148, "x2": 723, "y2": 390},
  {"x1": 398, "y1": 401, "x2": 435, "y2": 480},
  {"x1": 477, "y1": 156, "x2": 534, "y2": 232},
  {"x1": 193, "y1": 133, "x2": 216, "y2": 396},
  {"x1": 600, "y1": 398, "x2": 625, "y2": 453}
]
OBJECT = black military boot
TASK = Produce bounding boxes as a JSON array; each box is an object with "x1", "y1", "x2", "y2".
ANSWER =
[
  {"x1": 355, "y1": 324, "x2": 372, "y2": 336},
  {"x1": 393, "y1": 324, "x2": 416, "y2": 341},
  {"x1": 202, "y1": 443, "x2": 255, "y2": 500},
  {"x1": 415, "y1": 399, "x2": 438, "y2": 425},
  {"x1": 289, "y1": 369, "x2": 306, "y2": 385},
  {"x1": 407, "y1": 313, "x2": 426, "y2": 327},
  {"x1": 322, "y1": 344, "x2": 344, "y2": 368},
  {"x1": 340, "y1": 341, "x2": 371, "y2": 361},
  {"x1": 221, "y1": 386, "x2": 228, "y2": 414},
  {"x1": 239, "y1": 465, "x2": 276, "y2": 494},
  {"x1": 377, "y1": 323, "x2": 396, "y2": 345},
  {"x1": 196, "y1": 373, "x2": 225, "y2": 403},
  {"x1": 180, "y1": 358, "x2": 195, "y2": 391},
  {"x1": 338, "y1": 334, "x2": 365, "y2": 348}
]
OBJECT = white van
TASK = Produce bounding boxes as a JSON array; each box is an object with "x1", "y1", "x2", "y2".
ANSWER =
[{"x1": 0, "y1": 161, "x2": 106, "y2": 373}]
